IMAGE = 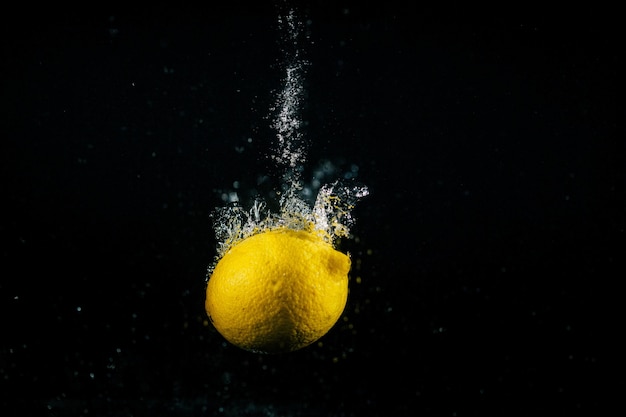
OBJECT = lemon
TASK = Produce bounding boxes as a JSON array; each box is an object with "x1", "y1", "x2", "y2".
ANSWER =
[{"x1": 205, "y1": 228, "x2": 351, "y2": 353}]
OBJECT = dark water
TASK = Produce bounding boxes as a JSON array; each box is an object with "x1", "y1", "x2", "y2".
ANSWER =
[{"x1": 1, "y1": 3, "x2": 617, "y2": 416}]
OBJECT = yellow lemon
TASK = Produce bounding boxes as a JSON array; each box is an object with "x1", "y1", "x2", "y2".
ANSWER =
[{"x1": 205, "y1": 228, "x2": 350, "y2": 353}]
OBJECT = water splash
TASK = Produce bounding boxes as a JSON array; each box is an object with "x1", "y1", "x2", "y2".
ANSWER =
[{"x1": 209, "y1": 7, "x2": 368, "y2": 269}]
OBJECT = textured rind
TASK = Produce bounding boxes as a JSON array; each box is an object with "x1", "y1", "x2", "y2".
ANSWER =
[{"x1": 206, "y1": 229, "x2": 350, "y2": 353}]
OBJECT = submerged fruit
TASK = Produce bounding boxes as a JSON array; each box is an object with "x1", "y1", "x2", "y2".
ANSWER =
[{"x1": 205, "y1": 228, "x2": 350, "y2": 353}]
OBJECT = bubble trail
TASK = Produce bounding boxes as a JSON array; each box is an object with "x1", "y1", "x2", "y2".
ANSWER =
[
  {"x1": 208, "y1": 7, "x2": 368, "y2": 270},
  {"x1": 271, "y1": 8, "x2": 307, "y2": 185}
]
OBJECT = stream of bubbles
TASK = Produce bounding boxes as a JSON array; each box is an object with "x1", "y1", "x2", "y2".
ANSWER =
[{"x1": 209, "y1": 8, "x2": 368, "y2": 271}]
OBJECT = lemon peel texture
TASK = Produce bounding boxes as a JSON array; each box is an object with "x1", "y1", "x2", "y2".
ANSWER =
[{"x1": 205, "y1": 228, "x2": 350, "y2": 353}]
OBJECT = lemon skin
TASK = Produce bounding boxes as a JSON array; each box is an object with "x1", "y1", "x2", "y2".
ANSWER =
[{"x1": 206, "y1": 228, "x2": 350, "y2": 353}]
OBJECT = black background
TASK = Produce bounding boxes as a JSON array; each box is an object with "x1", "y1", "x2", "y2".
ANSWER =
[{"x1": 1, "y1": 2, "x2": 619, "y2": 416}]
